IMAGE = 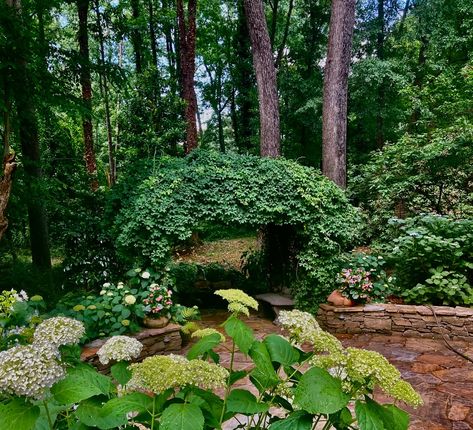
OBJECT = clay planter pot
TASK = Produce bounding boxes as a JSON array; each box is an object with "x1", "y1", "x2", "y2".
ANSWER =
[
  {"x1": 327, "y1": 290, "x2": 355, "y2": 307},
  {"x1": 143, "y1": 316, "x2": 170, "y2": 328}
]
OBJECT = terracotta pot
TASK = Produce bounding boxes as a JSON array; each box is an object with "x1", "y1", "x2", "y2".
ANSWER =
[
  {"x1": 143, "y1": 316, "x2": 170, "y2": 328},
  {"x1": 327, "y1": 290, "x2": 355, "y2": 307}
]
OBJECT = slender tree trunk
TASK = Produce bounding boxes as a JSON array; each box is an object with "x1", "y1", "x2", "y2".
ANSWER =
[
  {"x1": 148, "y1": 0, "x2": 158, "y2": 67},
  {"x1": 130, "y1": 0, "x2": 144, "y2": 73},
  {"x1": 94, "y1": 0, "x2": 115, "y2": 186},
  {"x1": 177, "y1": 0, "x2": 198, "y2": 153},
  {"x1": 4, "y1": 0, "x2": 51, "y2": 268},
  {"x1": 244, "y1": 0, "x2": 280, "y2": 157},
  {"x1": 275, "y1": 0, "x2": 294, "y2": 70},
  {"x1": 321, "y1": 0, "x2": 356, "y2": 188},
  {"x1": 269, "y1": 0, "x2": 278, "y2": 48},
  {"x1": 375, "y1": 0, "x2": 385, "y2": 148},
  {"x1": 78, "y1": 0, "x2": 98, "y2": 189}
]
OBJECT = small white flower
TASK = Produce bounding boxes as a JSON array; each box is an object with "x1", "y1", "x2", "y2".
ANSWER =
[
  {"x1": 33, "y1": 317, "x2": 85, "y2": 350},
  {"x1": 103, "y1": 282, "x2": 111, "y2": 288},
  {"x1": 100, "y1": 290, "x2": 106, "y2": 295},
  {"x1": 124, "y1": 295, "x2": 136, "y2": 305},
  {"x1": 141, "y1": 271, "x2": 150, "y2": 279},
  {"x1": 117, "y1": 282, "x2": 125, "y2": 289},
  {"x1": 97, "y1": 336, "x2": 143, "y2": 365},
  {"x1": 107, "y1": 292, "x2": 114, "y2": 297}
]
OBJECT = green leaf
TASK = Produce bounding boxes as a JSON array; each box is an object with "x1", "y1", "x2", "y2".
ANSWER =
[
  {"x1": 224, "y1": 315, "x2": 255, "y2": 354},
  {"x1": 101, "y1": 392, "x2": 153, "y2": 416},
  {"x1": 294, "y1": 367, "x2": 350, "y2": 414},
  {"x1": 75, "y1": 397, "x2": 127, "y2": 429},
  {"x1": 111, "y1": 361, "x2": 132, "y2": 385},
  {"x1": 355, "y1": 399, "x2": 409, "y2": 430},
  {"x1": 229, "y1": 370, "x2": 248, "y2": 386},
  {"x1": 160, "y1": 403, "x2": 204, "y2": 430},
  {"x1": 187, "y1": 333, "x2": 222, "y2": 360},
  {"x1": 51, "y1": 364, "x2": 113, "y2": 404},
  {"x1": 0, "y1": 399, "x2": 40, "y2": 430},
  {"x1": 249, "y1": 341, "x2": 279, "y2": 392},
  {"x1": 226, "y1": 389, "x2": 269, "y2": 415},
  {"x1": 269, "y1": 411, "x2": 313, "y2": 429},
  {"x1": 263, "y1": 334, "x2": 300, "y2": 366}
]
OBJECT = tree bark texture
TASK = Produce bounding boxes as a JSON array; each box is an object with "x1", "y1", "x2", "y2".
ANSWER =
[
  {"x1": 0, "y1": 153, "x2": 16, "y2": 241},
  {"x1": 177, "y1": 0, "x2": 198, "y2": 154},
  {"x1": 4, "y1": 0, "x2": 51, "y2": 268},
  {"x1": 78, "y1": 0, "x2": 98, "y2": 189},
  {"x1": 244, "y1": 0, "x2": 280, "y2": 157},
  {"x1": 376, "y1": 0, "x2": 385, "y2": 148},
  {"x1": 322, "y1": 0, "x2": 356, "y2": 188}
]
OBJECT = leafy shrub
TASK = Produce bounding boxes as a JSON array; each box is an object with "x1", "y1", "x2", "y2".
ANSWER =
[
  {"x1": 114, "y1": 150, "x2": 360, "y2": 308},
  {"x1": 0, "y1": 290, "x2": 421, "y2": 430},
  {"x1": 380, "y1": 215, "x2": 473, "y2": 305}
]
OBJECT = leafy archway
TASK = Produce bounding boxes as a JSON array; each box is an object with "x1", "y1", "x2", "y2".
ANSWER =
[{"x1": 114, "y1": 151, "x2": 360, "y2": 308}]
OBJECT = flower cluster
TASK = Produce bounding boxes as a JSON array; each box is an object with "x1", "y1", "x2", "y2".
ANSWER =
[
  {"x1": 33, "y1": 316, "x2": 85, "y2": 350},
  {"x1": 97, "y1": 335, "x2": 143, "y2": 365},
  {"x1": 129, "y1": 354, "x2": 228, "y2": 393},
  {"x1": 0, "y1": 289, "x2": 27, "y2": 315},
  {"x1": 215, "y1": 289, "x2": 258, "y2": 316},
  {"x1": 0, "y1": 343, "x2": 66, "y2": 399},
  {"x1": 337, "y1": 268, "x2": 374, "y2": 303},
  {"x1": 143, "y1": 283, "x2": 173, "y2": 316},
  {"x1": 192, "y1": 328, "x2": 225, "y2": 342}
]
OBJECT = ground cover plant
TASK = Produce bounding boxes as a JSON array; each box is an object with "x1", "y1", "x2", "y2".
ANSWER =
[{"x1": 0, "y1": 290, "x2": 421, "y2": 430}]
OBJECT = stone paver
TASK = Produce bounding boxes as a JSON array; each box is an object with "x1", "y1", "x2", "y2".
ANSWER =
[{"x1": 186, "y1": 309, "x2": 473, "y2": 430}]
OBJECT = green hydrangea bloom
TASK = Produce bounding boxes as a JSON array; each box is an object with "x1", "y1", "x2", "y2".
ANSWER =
[
  {"x1": 215, "y1": 289, "x2": 258, "y2": 317},
  {"x1": 192, "y1": 328, "x2": 226, "y2": 342}
]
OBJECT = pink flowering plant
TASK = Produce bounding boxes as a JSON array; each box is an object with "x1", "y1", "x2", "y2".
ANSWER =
[
  {"x1": 143, "y1": 283, "x2": 174, "y2": 317},
  {"x1": 337, "y1": 267, "x2": 374, "y2": 303}
]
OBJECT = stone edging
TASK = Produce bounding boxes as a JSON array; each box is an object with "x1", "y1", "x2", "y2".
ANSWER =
[
  {"x1": 81, "y1": 323, "x2": 182, "y2": 370},
  {"x1": 317, "y1": 303, "x2": 473, "y2": 341}
]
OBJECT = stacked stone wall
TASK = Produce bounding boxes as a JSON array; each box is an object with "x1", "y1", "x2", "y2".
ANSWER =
[{"x1": 317, "y1": 304, "x2": 473, "y2": 340}]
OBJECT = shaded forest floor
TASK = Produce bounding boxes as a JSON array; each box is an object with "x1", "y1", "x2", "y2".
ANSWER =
[{"x1": 173, "y1": 236, "x2": 259, "y2": 269}]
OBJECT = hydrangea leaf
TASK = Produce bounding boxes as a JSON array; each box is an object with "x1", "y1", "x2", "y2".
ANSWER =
[
  {"x1": 187, "y1": 333, "x2": 222, "y2": 360},
  {"x1": 294, "y1": 367, "x2": 350, "y2": 414},
  {"x1": 249, "y1": 341, "x2": 279, "y2": 391},
  {"x1": 160, "y1": 403, "x2": 204, "y2": 430},
  {"x1": 268, "y1": 411, "x2": 313, "y2": 430},
  {"x1": 355, "y1": 399, "x2": 409, "y2": 430},
  {"x1": 0, "y1": 399, "x2": 40, "y2": 430},
  {"x1": 224, "y1": 316, "x2": 255, "y2": 354},
  {"x1": 226, "y1": 389, "x2": 269, "y2": 415},
  {"x1": 110, "y1": 361, "x2": 132, "y2": 385},
  {"x1": 75, "y1": 397, "x2": 127, "y2": 429},
  {"x1": 263, "y1": 334, "x2": 300, "y2": 366},
  {"x1": 51, "y1": 365, "x2": 113, "y2": 404}
]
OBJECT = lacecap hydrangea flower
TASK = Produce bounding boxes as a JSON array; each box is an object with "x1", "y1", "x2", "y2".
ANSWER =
[
  {"x1": 0, "y1": 343, "x2": 66, "y2": 399},
  {"x1": 215, "y1": 289, "x2": 258, "y2": 316},
  {"x1": 129, "y1": 354, "x2": 228, "y2": 393},
  {"x1": 97, "y1": 335, "x2": 143, "y2": 365},
  {"x1": 33, "y1": 316, "x2": 85, "y2": 350},
  {"x1": 192, "y1": 328, "x2": 226, "y2": 342}
]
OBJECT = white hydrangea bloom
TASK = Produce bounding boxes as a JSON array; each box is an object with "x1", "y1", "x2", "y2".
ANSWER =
[
  {"x1": 97, "y1": 336, "x2": 143, "y2": 365},
  {"x1": 33, "y1": 317, "x2": 85, "y2": 350},
  {"x1": 0, "y1": 344, "x2": 66, "y2": 399},
  {"x1": 124, "y1": 295, "x2": 136, "y2": 305}
]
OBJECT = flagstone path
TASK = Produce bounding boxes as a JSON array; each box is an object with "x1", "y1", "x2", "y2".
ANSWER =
[{"x1": 185, "y1": 309, "x2": 473, "y2": 430}]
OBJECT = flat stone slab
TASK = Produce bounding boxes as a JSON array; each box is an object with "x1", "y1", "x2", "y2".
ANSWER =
[{"x1": 255, "y1": 293, "x2": 294, "y2": 307}]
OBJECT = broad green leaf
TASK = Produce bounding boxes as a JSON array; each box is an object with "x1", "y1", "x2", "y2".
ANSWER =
[
  {"x1": 111, "y1": 361, "x2": 132, "y2": 385},
  {"x1": 187, "y1": 333, "x2": 222, "y2": 360},
  {"x1": 249, "y1": 341, "x2": 279, "y2": 391},
  {"x1": 0, "y1": 399, "x2": 40, "y2": 430},
  {"x1": 75, "y1": 397, "x2": 127, "y2": 429},
  {"x1": 160, "y1": 403, "x2": 204, "y2": 430},
  {"x1": 224, "y1": 315, "x2": 255, "y2": 354},
  {"x1": 229, "y1": 370, "x2": 248, "y2": 385},
  {"x1": 269, "y1": 411, "x2": 313, "y2": 430},
  {"x1": 101, "y1": 392, "x2": 154, "y2": 416},
  {"x1": 294, "y1": 367, "x2": 350, "y2": 414},
  {"x1": 51, "y1": 364, "x2": 113, "y2": 404},
  {"x1": 263, "y1": 334, "x2": 300, "y2": 366},
  {"x1": 355, "y1": 399, "x2": 409, "y2": 430},
  {"x1": 226, "y1": 389, "x2": 269, "y2": 415}
]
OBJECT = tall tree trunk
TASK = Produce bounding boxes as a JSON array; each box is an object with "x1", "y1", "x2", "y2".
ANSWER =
[
  {"x1": 275, "y1": 0, "x2": 294, "y2": 70},
  {"x1": 148, "y1": 0, "x2": 158, "y2": 67},
  {"x1": 78, "y1": 0, "x2": 98, "y2": 189},
  {"x1": 244, "y1": 0, "x2": 280, "y2": 157},
  {"x1": 130, "y1": 0, "x2": 144, "y2": 73},
  {"x1": 177, "y1": 0, "x2": 198, "y2": 154},
  {"x1": 269, "y1": 0, "x2": 278, "y2": 48},
  {"x1": 4, "y1": 0, "x2": 51, "y2": 268},
  {"x1": 94, "y1": 0, "x2": 115, "y2": 186},
  {"x1": 321, "y1": 0, "x2": 356, "y2": 189},
  {"x1": 375, "y1": 0, "x2": 385, "y2": 148}
]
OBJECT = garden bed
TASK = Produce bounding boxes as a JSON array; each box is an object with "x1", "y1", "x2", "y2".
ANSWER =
[
  {"x1": 80, "y1": 323, "x2": 182, "y2": 370},
  {"x1": 317, "y1": 303, "x2": 473, "y2": 341}
]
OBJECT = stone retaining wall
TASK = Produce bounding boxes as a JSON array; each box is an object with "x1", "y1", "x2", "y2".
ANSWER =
[
  {"x1": 81, "y1": 323, "x2": 182, "y2": 371},
  {"x1": 317, "y1": 303, "x2": 473, "y2": 341}
]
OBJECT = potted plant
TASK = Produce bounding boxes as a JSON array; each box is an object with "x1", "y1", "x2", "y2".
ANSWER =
[
  {"x1": 329, "y1": 267, "x2": 374, "y2": 306},
  {"x1": 142, "y1": 282, "x2": 174, "y2": 328}
]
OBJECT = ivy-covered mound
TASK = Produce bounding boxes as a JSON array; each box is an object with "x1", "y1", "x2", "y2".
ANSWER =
[{"x1": 115, "y1": 151, "x2": 360, "y2": 309}]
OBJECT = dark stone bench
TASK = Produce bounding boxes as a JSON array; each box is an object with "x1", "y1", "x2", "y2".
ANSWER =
[{"x1": 255, "y1": 293, "x2": 294, "y2": 321}]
